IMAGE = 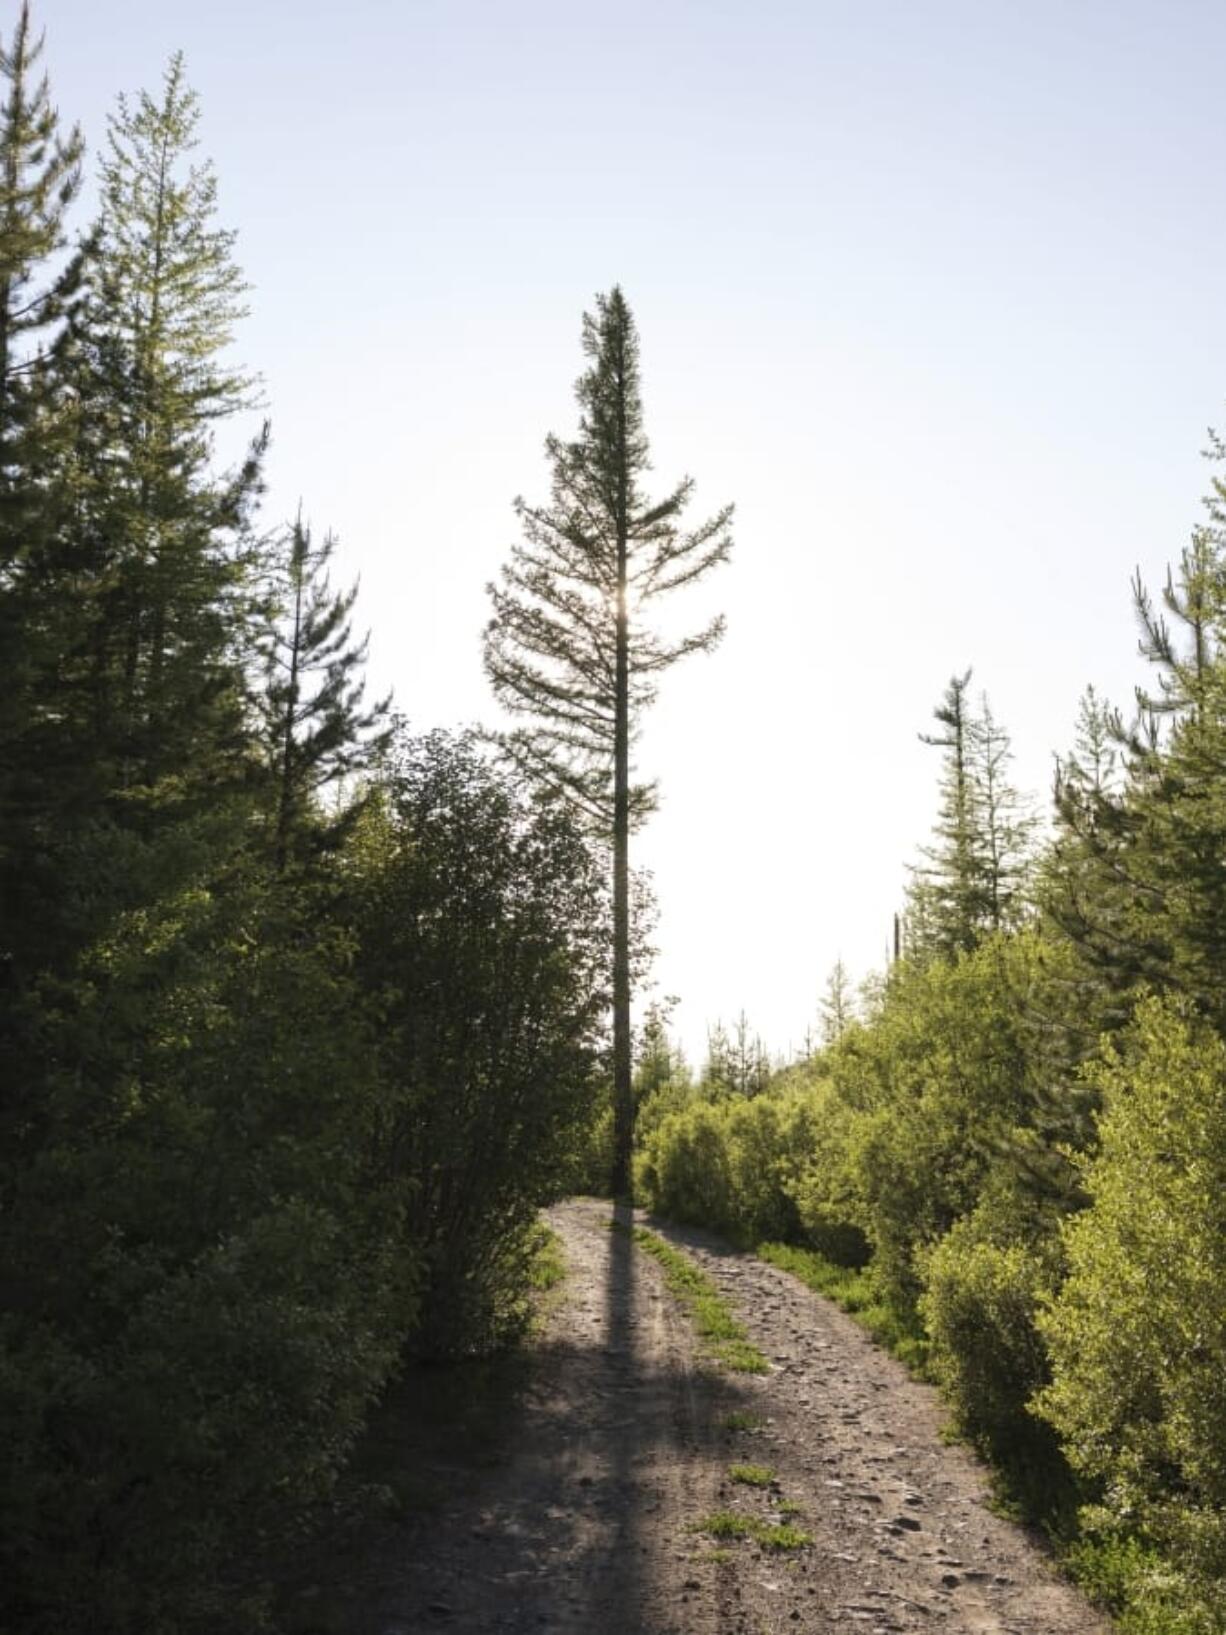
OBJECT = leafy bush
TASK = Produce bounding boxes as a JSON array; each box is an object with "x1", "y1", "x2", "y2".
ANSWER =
[
  {"x1": 1036, "y1": 997, "x2": 1226, "y2": 1627},
  {"x1": 635, "y1": 1099, "x2": 738, "y2": 1234},
  {"x1": 0, "y1": 877, "x2": 416, "y2": 1634},
  {"x1": 783, "y1": 1070, "x2": 872, "y2": 1267},
  {"x1": 352, "y1": 731, "x2": 608, "y2": 1355},
  {"x1": 918, "y1": 1175, "x2": 1077, "y2": 1523}
]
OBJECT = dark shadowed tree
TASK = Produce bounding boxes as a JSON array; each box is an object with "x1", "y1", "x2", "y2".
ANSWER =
[
  {"x1": 258, "y1": 513, "x2": 391, "y2": 872},
  {"x1": 0, "y1": 0, "x2": 84, "y2": 509},
  {"x1": 0, "y1": 0, "x2": 86, "y2": 951},
  {"x1": 483, "y1": 286, "x2": 732, "y2": 1192},
  {"x1": 83, "y1": 51, "x2": 263, "y2": 789}
]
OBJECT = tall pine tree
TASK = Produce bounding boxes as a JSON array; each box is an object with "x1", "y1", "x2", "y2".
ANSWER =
[
  {"x1": 484, "y1": 288, "x2": 732, "y2": 1191},
  {"x1": 82, "y1": 51, "x2": 262, "y2": 795}
]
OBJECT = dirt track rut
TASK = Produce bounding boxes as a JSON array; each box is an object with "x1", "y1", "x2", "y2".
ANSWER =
[{"x1": 356, "y1": 1200, "x2": 1110, "y2": 1635}]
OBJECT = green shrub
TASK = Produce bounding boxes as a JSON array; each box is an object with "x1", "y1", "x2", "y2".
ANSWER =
[
  {"x1": 1036, "y1": 997, "x2": 1226, "y2": 1624},
  {"x1": 0, "y1": 881, "x2": 417, "y2": 1634},
  {"x1": 635, "y1": 1086, "x2": 820, "y2": 1244},
  {"x1": 783, "y1": 1075, "x2": 870, "y2": 1266},
  {"x1": 918, "y1": 1164, "x2": 1068, "y2": 1451},
  {"x1": 635, "y1": 1100, "x2": 738, "y2": 1234},
  {"x1": 353, "y1": 732, "x2": 608, "y2": 1356}
]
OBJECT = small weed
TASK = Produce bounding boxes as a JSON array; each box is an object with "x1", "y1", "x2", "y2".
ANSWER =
[
  {"x1": 728, "y1": 1463, "x2": 774, "y2": 1488},
  {"x1": 613, "y1": 1220, "x2": 769, "y2": 1374},
  {"x1": 773, "y1": 1498, "x2": 804, "y2": 1517},
  {"x1": 721, "y1": 1410, "x2": 764, "y2": 1433},
  {"x1": 693, "y1": 1547, "x2": 733, "y2": 1564}
]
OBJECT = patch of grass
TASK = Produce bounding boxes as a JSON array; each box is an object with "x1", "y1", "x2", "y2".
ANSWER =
[
  {"x1": 613, "y1": 1221, "x2": 769, "y2": 1374},
  {"x1": 728, "y1": 1463, "x2": 774, "y2": 1488},
  {"x1": 695, "y1": 1510, "x2": 757, "y2": 1540},
  {"x1": 692, "y1": 1547, "x2": 733, "y2": 1564},
  {"x1": 721, "y1": 1409, "x2": 764, "y2": 1433},
  {"x1": 757, "y1": 1523, "x2": 812, "y2": 1550},
  {"x1": 773, "y1": 1498, "x2": 804, "y2": 1517},
  {"x1": 757, "y1": 1241, "x2": 931, "y2": 1374},
  {"x1": 528, "y1": 1223, "x2": 567, "y2": 1292},
  {"x1": 694, "y1": 1512, "x2": 811, "y2": 1550}
]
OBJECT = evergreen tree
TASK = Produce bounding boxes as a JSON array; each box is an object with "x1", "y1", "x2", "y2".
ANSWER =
[
  {"x1": 1046, "y1": 512, "x2": 1226, "y2": 1030},
  {"x1": 702, "y1": 1019, "x2": 736, "y2": 1095},
  {"x1": 0, "y1": 0, "x2": 85, "y2": 944},
  {"x1": 820, "y1": 957, "x2": 855, "y2": 1045},
  {"x1": 971, "y1": 695, "x2": 1035, "y2": 934},
  {"x1": 83, "y1": 51, "x2": 262, "y2": 790},
  {"x1": 483, "y1": 287, "x2": 733, "y2": 1191},
  {"x1": 730, "y1": 1007, "x2": 771, "y2": 1096},
  {"x1": 908, "y1": 670, "x2": 982, "y2": 957},
  {"x1": 0, "y1": 1, "x2": 83, "y2": 514},
  {"x1": 259, "y1": 513, "x2": 391, "y2": 872},
  {"x1": 907, "y1": 672, "x2": 1032, "y2": 960},
  {"x1": 635, "y1": 999, "x2": 679, "y2": 1101}
]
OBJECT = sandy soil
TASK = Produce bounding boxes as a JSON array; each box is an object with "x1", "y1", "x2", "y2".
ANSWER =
[{"x1": 296, "y1": 1200, "x2": 1111, "y2": 1635}]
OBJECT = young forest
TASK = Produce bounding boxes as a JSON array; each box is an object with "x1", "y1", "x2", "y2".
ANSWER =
[{"x1": 0, "y1": 9, "x2": 1223, "y2": 1635}]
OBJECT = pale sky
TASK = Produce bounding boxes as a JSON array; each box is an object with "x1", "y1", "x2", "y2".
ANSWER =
[{"x1": 42, "y1": 0, "x2": 1226, "y2": 1062}]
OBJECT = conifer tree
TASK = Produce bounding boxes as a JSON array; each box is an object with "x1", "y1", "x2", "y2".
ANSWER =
[
  {"x1": 1045, "y1": 487, "x2": 1226, "y2": 1029},
  {"x1": 2, "y1": 54, "x2": 263, "y2": 997},
  {"x1": 907, "y1": 670, "x2": 983, "y2": 957},
  {"x1": 907, "y1": 671, "x2": 1032, "y2": 960},
  {"x1": 83, "y1": 52, "x2": 262, "y2": 788},
  {"x1": 484, "y1": 287, "x2": 733, "y2": 1191},
  {"x1": 259, "y1": 513, "x2": 391, "y2": 871},
  {"x1": 703, "y1": 1019, "x2": 736, "y2": 1095},
  {"x1": 0, "y1": 2, "x2": 85, "y2": 721},
  {"x1": 0, "y1": 1, "x2": 83, "y2": 513},
  {"x1": 972, "y1": 695, "x2": 1035, "y2": 933},
  {"x1": 635, "y1": 999, "x2": 681, "y2": 1100},
  {"x1": 820, "y1": 957, "x2": 855, "y2": 1044},
  {"x1": 0, "y1": 0, "x2": 84, "y2": 884}
]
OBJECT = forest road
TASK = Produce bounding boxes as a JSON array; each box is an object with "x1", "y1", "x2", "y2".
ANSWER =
[{"x1": 363, "y1": 1199, "x2": 1111, "y2": 1635}]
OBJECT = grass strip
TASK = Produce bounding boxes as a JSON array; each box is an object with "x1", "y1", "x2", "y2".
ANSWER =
[
  {"x1": 756, "y1": 1241, "x2": 931, "y2": 1374},
  {"x1": 528, "y1": 1223, "x2": 566, "y2": 1292},
  {"x1": 612, "y1": 1221, "x2": 769, "y2": 1374},
  {"x1": 694, "y1": 1511, "x2": 811, "y2": 1550}
]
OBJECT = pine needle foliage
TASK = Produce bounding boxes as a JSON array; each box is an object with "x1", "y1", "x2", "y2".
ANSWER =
[
  {"x1": 0, "y1": 0, "x2": 84, "y2": 504},
  {"x1": 259, "y1": 513, "x2": 391, "y2": 872},
  {"x1": 484, "y1": 287, "x2": 732, "y2": 1191}
]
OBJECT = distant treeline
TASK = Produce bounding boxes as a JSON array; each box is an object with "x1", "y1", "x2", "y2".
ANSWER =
[
  {"x1": 635, "y1": 589, "x2": 1226, "y2": 1630},
  {"x1": 0, "y1": 14, "x2": 607, "y2": 1631}
]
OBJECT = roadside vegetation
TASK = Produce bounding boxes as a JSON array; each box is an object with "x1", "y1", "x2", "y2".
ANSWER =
[
  {"x1": 613, "y1": 1221, "x2": 768, "y2": 1373},
  {"x1": 2, "y1": 6, "x2": 1224, "y2": 1634},
  {"x1": 634, "y1": 550, "x2": 1226, "y2": 1633},
  {"x1": 0, "y1": 20, "x2": 610, "y2": 1632}
]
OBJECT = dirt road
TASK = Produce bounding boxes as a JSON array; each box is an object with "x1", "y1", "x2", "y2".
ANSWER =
[{"x1": 330, "y1": 1200, "x2": 1110, "y2": 1635}]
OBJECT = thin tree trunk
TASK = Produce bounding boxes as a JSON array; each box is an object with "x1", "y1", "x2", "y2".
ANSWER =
[
  {"x1": 275, "y1": 538, "x2": 304, "y2": 873},
  {"x1": 612, "y1": 335, "x2": 632, "y2": 1198}
]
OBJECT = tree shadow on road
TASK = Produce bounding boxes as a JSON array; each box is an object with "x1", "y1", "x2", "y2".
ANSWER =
[{"x1": 272, "y1": 1198, "x2": 749, "y2": 1635}]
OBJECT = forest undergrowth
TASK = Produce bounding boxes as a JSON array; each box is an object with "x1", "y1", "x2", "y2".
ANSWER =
[{"x1": 1, "y1": 4, "x2": 1224, "y2": 1631}]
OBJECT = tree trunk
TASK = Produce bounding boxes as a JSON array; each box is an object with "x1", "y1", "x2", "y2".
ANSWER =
[{"x1": 612, "y1": 339, "x2": 632, "y2": 1198}]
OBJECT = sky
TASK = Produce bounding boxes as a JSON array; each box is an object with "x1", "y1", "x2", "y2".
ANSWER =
[{"x1": 40, "y1": 0, "x2": 1226, "y2": 1062}]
